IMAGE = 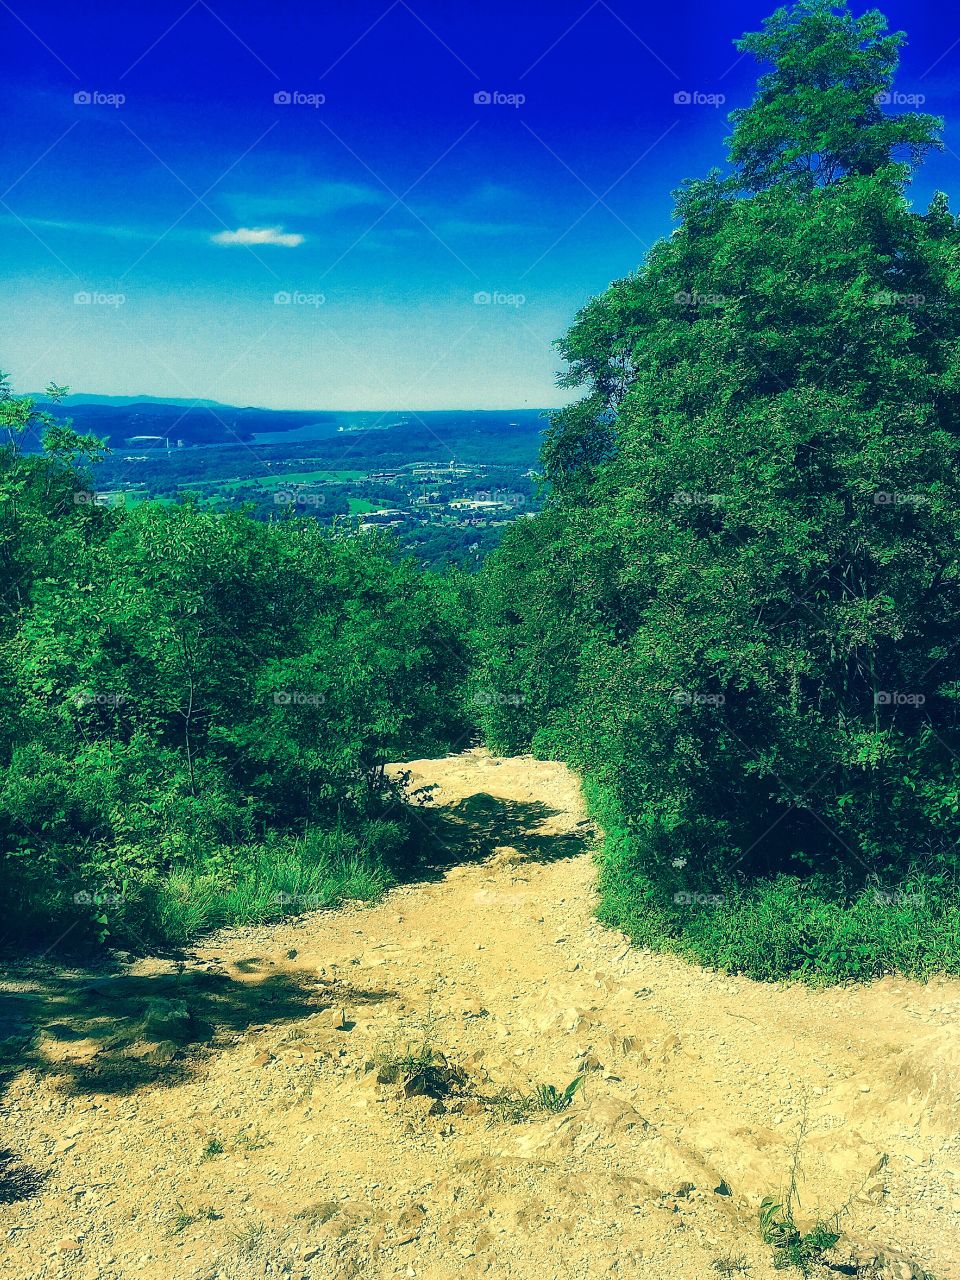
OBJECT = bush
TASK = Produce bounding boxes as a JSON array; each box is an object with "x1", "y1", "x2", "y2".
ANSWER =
[{"x1": 0, "y1": 380, "x2": 469, "y2": 950}]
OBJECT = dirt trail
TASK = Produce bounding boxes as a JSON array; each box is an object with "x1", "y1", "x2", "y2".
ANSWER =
[{"x1": 2, "y1": 749, "x2": 959, "y2": 1280}]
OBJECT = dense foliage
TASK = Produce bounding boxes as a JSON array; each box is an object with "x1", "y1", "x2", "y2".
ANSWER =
[
  {"x1": 0, "y1": 380, "x2": 469, "y2": 947},
  {"x1": 473, "y1": 0, "x2": 960, "y2": 980},
  {"x1": 6, "y1": 1, "x2": 960, "y2": 985}
]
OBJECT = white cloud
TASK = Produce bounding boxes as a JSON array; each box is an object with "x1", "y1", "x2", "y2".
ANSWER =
[{"x1": 211, "y1": 225, "x2": 304, "y2": 247}]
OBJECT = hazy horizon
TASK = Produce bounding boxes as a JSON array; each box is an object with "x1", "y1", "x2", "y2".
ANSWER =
[{"x1": 32, "y1": 390, "x2": 563, "y2": 413}]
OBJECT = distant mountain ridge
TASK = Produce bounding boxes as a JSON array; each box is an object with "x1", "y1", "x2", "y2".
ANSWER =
[
  {"x1": 29, "y1": 393, "x2": 233, "y2": 409},
  {"x1": 24, "y1": 394, "x2": 548, "y2": 453}
]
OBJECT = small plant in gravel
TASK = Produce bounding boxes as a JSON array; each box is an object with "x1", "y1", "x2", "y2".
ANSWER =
[
  {"x1": 376, "y1": 1040, "x2": 468, "y2": 1098},
  {"x1": 168, "y1": 1206, "x2": 195, "y2": 1236},
  {"x1": 491, "y1": 1073, "x2": 585, "y2": 1123},
  {"x1": 534, "y1": 1075, "x2": 585, "y2": 1113},
  {"x1": 233, "y1": 1127, "x2": 268, "y2": 1152},
  {"x1": 759, "y1": 1104, "x2": 845, "y2": 1273},
  {"x1": 712, "y1": 1254, "x2": 751, "y2": 1276},
  {"x1": 167, "y1": 1203, "x2": 220, "y2": 1236},
  {"x1": 374, "y1": 1017, "x2": 469, "y2": 1099},
  {"x1": 231, "y1": 1221, "x2": 266, "y2": 1255},
  {"x1": 200, "y1": 1137, "x2": 224, "y2": 1161},
  {"x1": 759, "y1": 1198, "x2": 841, "y2": 1274}
]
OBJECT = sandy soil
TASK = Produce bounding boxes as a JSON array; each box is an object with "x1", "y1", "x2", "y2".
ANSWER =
[{"x1": 1, "y1": 748, "x2": 958, "y2": 1280}]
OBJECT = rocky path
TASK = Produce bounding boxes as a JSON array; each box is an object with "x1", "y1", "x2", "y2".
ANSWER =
[{"x1": 1, "y1": 749, "x2": 959, "y2": 1280}]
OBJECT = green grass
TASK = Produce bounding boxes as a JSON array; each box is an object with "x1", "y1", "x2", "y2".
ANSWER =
[
  {"x1": 348, "y1": 496, "x2": 381, "y2": 514},
  {"x1": 588, "y1": 781, "x2": 960, "y2": 983},
  {"x1": 599, "y1": 865, "x2": 960, "y2": 983},
  {"x1": 114, "y1": 820, "x2": 405, "y2": 948},
  {"x1": 181, "y1": 468, "x2": 365, "y2": 494}
]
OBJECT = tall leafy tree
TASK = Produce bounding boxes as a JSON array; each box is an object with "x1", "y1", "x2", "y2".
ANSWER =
[{"x1": 475, "y1": 2, "x2": 960, "y2": 970}]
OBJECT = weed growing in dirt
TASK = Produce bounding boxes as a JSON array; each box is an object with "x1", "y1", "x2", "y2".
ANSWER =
[
  {"x1": 375, "y1": 1039, "x2": 468, "y2": 1098},
  {"x1": 168, "y1": 1207, "x2": 195, "y2": 1236},
  {"x1": 534, "y1": 1075, "x2": 585, "y2": 1113},
  {"x1": 759, "y1": 1198, "x2": 840, "y2": 1274},
  {"x1": 233, "y1": 1127, "x2": 268, "y2": 1152},
  {"x1": 231, "y1": 1222, "x2": 265, "y2": 1255},
  {"x1": 759, "y1": 1108, "x2": 843, "y2": 1274},
  {"x1": 166, "y1": 1203, "x2": 220, "y2": 1236},
  {"x1": 712, "y1": 1256, "x2": 751, "y2": 1277},
  {"x1": 200, "y1": 1138, "x2": 224, "y2": 1160},
  {"x1": 374, "y1": 1014, "x2": 468, "y2": 1099},
  {"x1": 491, "y1": 1073, "x2": 586, "y2": 1123}
]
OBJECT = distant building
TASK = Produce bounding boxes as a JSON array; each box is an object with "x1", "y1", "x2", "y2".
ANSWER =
[{"x1": 125, "y1": 435, "x2": 171, "y2": 451}]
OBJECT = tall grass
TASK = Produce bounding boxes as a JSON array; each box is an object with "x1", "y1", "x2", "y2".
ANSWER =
[
  {"x1": 39, "y1": 819, "x2": 407, "y2": 950},
  {"x1": 587, "y1": 779, "x2": 960, "y2": 983}
]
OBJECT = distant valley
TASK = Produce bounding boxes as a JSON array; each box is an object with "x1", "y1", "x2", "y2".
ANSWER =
[{"x1": 33, "y1": 395, "x2": 548, "y2": 568}]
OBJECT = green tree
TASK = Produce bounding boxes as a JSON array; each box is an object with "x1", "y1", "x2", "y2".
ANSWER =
[
  {"x1": 474, "y1": 1, "x2": 960, "y2": 979},
  {"x1": 728, "y1": 1, "x2": 941, "y2": 190},
  {"x1": 0, "y1": 383, "x2": 470, "y2": 946}
]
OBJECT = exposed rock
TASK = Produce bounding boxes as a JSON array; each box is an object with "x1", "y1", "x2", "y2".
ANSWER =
[{"x1": 139, "y1": 998, "x2": 192, "y2": 1042}]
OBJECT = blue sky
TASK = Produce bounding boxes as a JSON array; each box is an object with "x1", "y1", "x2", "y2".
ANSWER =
[{"x1": 3, "y1": 0, "x2": 960, "y2": 409}]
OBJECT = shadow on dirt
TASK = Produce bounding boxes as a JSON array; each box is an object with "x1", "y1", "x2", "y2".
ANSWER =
[
  {"x1": 0, "y1": 1147, "x2": 47, "y2": 1204},
  {"x1": 405, "y1": 791, "x2": 593, "y2": 876},
  {"x1": 0, "y1": 789, "x2": 587, "y2": 1106},
  {"x1": 0, "y1": 965, "x2": 393, "y2": 1100}
]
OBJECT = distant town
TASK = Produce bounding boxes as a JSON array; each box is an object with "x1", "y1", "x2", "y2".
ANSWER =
[{"x1": 71, "y1": 403, "x2": 547, "y2": 568}]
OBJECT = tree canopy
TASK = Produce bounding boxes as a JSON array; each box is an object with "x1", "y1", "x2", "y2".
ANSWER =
[{"x1": 473, "y1": 1, "x2": 960, "y2": 980}]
